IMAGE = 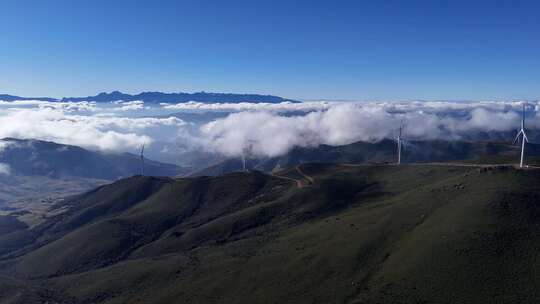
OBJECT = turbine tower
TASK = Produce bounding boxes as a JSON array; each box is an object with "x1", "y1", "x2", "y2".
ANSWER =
[
  {"x1": 396, "y1": 121, "x2": 405, "y2": 165},
  {"x1": 241, "y1": 150, "x2": 247, "y2": 172},
  {"x1": 241, "y1": 140, "x2": 255, "y2": 172},
  {"x1": 513, "y1": 104, "x2": 529, "y2": 168},
  {"x1": 140, "y1": 144, "x2": 145, "y2": 176}
]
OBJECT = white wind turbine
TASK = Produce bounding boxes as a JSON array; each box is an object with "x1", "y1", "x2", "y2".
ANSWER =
[
  {"x1": 396, "y1": 120, "x2": 405, "y2": 165},
  {"x1": 140, "y1": 143, "x2": 145, "y2": 175},
  {"x1": 513, "y1": 104, "x2": 529, "y2": 168},
  {"x1": 241, "y1": 140, "x2": 255, "y2": 172},
  {"x1": 241, "y1": 150, "x2": 247, "y2": 172}
]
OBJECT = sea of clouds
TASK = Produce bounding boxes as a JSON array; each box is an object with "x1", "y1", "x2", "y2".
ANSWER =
[{"x1": 0, "y1": 99, "x2": 538, "y2": 164}]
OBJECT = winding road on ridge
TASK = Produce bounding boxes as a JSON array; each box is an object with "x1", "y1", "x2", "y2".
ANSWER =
[
  {"x1": 295, "y1": 165, "x2": 315, "y2": 184},
  {"x1": 272, "y1": 165, "x2": 315, "y2": 189}
]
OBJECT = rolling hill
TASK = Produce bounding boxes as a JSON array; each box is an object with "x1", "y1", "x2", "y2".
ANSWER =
[{"x1": 0, "y1": 163, "x2": 539, "y2": 303}]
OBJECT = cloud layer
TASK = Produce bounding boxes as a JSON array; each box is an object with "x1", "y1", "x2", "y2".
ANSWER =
[
  {"x1": 0, "y1": 163, "x2": 10, "y2": 175},
  {"x1": 162, "y1": 101, "x2": 332, "y2": 112},
  {"x1": 197, "y1": 101, "x2": 540, "y2": 157},
  {"x1": 0, "y1": 104, "x2": 185, "y2": 152},
  {"x1": 1, "y1": 99, "x2": 539, "y2": 162}
]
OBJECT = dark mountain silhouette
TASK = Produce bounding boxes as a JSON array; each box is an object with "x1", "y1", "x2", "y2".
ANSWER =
[
  {"x1": 0, "y1": 91, "x2": 296, "y2": 103},
  {"x1": 0, "y1": 94, "x2": 56, "y2": 102},
  {"x1": 62, "y1": 90, "x2": 296, "y2": 103}
]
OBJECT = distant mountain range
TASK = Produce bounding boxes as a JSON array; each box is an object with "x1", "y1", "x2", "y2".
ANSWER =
[
  {"x1": 0, "y1": 91, "x2": 296, "y2": 103},
  {"x1": 0, "y1": 94, "x2": 57, "y2": 102}
]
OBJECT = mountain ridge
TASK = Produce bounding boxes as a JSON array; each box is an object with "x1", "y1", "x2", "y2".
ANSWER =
[
  {"x1": 0, "y1": 138, "x2": 186, "y2": 180},
  {"x1": 0, "y1": 91, "x2": 296, "y2": 104},
  {"x1": 190, "y1": 139, "x2": 540, "y2": 176}
]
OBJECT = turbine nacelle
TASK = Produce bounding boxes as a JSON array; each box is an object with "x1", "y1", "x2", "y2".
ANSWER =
[{"x1": 513, "y1": 129, "x2": 529, "y2": 145}]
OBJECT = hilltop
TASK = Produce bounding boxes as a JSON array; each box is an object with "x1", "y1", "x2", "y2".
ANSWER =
[{"x1": 0, "y1": 163, "x2": 539, "y2": 303}]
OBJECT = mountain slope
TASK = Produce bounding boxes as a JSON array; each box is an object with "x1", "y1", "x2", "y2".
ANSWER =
[
  {"x1": 0, "y1": 138, "x2": 185, "y2": 180},
  {"x1": 1, "y1": 164, "x2": 540, "y2": 303},
  {"x1": 0, "y1": 138, "x2": 188, "y2": 221}
]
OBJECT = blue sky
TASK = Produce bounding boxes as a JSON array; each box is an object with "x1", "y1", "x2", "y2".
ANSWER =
[{"x1": 0, "y1": 0, "x2": 539, "y2": 100}]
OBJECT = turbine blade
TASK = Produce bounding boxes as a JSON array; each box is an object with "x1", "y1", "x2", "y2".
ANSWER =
[
  {"x1": 523, "y1": 132, "x2": 529, "y2": 143},
  {"x1": 513, "y1": 132, "x2": 521, "y2": 145}
]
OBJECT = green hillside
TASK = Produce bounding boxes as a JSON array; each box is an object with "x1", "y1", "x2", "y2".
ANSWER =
[{"x1": 0, "y1": 164, "x2": 540, "y2": 303}]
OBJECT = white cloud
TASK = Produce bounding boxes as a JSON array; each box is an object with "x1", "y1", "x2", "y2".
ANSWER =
[
  {"x1": 0, "y1": 140, "x2": 14, "y2": 153},
  {"x1": 0, "y1": 100, "x2": 98, "y2": 112},
  {"x1": 197, "y1": 101, "x2": 540, "y2": 157},
  {"x1": 198, "y1": 104, "x2": 397, "y2": 157},
  {"x1": 1, "y1": 99, "x2": 539, "y2": 162},
  {"x1": 0, "y1": 107, "x2": 186, "y2": 152},
  {"x1": 112, "y1": 100, "x2": 147, "y2": 111},
  {"x1": 0, "y1": 163, "x2": 10, "y2": 175},
  {"x1": 161, "y1": 101, "x2": 332, "y2": 112}
]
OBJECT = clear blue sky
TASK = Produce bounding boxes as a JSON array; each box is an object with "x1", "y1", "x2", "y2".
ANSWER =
[{"x1": 1, "y1": 0, "x2": 539, "y2": 100}]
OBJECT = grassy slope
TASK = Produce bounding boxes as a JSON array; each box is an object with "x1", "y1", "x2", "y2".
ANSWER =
[
  {"x1": 2, "y1": 164, "x2": 540, "y2": 303},
  {"x1": 5, "y1": 172, "x2": 291, "y2": 278}
]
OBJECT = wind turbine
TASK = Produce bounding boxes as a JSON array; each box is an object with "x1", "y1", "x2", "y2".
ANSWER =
[
  {"x1": 241, "y1": 140, "x2": 255, "y2": 172},
  {"x1": 140, "y1": 143, "x2": 145, "y2": 176},
  {"x1": 241, "y1": 150, "x2": 247, "y2": 172},
  {"x1": 396, "y1": 120, "x2": 405, "y2": 165},
  {"x1": 513, "y1": 104, "x2": 529, "y2": 168}
]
